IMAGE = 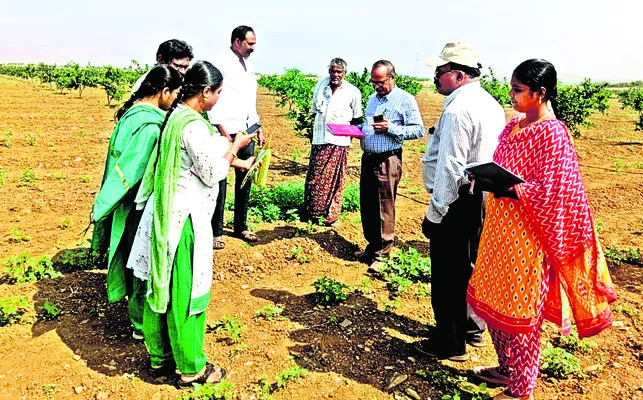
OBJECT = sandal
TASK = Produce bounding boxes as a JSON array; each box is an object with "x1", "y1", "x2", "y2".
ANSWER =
[
  {"x1": 473, "y1": 365, "x2": 510, "y2": 385},
  {"x1": 213, "y1": 236, "x2": 226, "y2": 250},
  {"x1": 175, "y1": 362, "x2": 227, "y2": 389},
  {"x1": 236, "y1": 230, "x2": 258, "y2": 242}
]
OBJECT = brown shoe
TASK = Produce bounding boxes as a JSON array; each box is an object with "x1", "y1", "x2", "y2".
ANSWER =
[{"x1": 367, "y1": 260, "x2": 385, "y2": 275}]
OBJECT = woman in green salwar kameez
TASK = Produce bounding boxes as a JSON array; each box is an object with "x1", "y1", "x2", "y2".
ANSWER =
[
  {"x1": 126, "y1": 60, "x2": 256, "y2": 387},
  {"x1": 91, "y1": 65, "x2": 182, "y2": 340}
]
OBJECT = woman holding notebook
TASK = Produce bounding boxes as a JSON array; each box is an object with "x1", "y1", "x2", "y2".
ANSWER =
[{"x1": 466, "y1": 59, "x2": 616, "y2": 400}]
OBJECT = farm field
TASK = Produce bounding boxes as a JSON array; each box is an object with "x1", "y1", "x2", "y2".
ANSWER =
[{"x1": 1, "y1": 75, "x2": 643, "y2": 399}]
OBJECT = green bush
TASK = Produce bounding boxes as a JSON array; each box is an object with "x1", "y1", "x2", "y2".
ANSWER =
[
  {"x1": 481, "y1": 67, "x2": 511, "y2": 105},
  {"x1": 40, "y1": 300, "x2": 62, "y2": 321},
  {"x1": 178, "y1": 380, "x2": 235, "y2": 400},
  {"x1": 2, "y1": 252, "x2": 61, "y2": 284},
  {"x1": 312, "y1": 276, "x2": 350, "y2": 305},
  {"x1": 255, "y1": 305, "x2": 283, "y2": 321},
  {"x1": 618, "y1": 88, "x2": 643, "y2": 131},
  {"x1": 209, "y1": 315, "x2": 245, "y2": 342},
  {"x1": 557, "y1": 79, "x2": 610, "y2": 137},
  {"x1": 276, "y1": 366, "x2": 309, "y2": 389},
  {"x1": 381, "y1": 247, "x2": 431, "y2": 294},
  {"x1": 341, "y1": 183, "x2": 360, "y2": 212},
  {"x1": 0, "y1": 296, "x2": 29, "y2": 326},
  {"x1": 540, "y1": 342, "x2": 586, "y2": 378},
  {"x1": 552, "y1": 326, "x2": 597, "y2": 354}
]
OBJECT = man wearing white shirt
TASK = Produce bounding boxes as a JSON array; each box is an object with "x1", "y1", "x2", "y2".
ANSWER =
[
  {"x1": 303, "y1": 58, "x2": 363, "y2": 226},
  {"x1": 418, "y1": 41, "x2": 505, "y2": 361},
  {"x1": 208, "y1": 25, "x2": 265, "y2": 248}
]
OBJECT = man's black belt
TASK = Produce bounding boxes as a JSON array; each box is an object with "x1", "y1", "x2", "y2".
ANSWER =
[{"x1": 363, "y1": 148, "x2": 402, "y2": 158}]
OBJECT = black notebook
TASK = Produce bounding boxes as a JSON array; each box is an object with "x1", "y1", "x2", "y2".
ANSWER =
[{"x1": 465, "y1": 161, "x2": 524, "y2": 187}]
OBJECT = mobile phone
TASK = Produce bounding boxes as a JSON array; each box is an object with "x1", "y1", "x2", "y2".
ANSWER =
[
  {"x1": 245, "y1": 123, "x2": 262, "y2": 135},
  {"x1": 373, "y1": 114, "x2": 384, "y2": 123}
]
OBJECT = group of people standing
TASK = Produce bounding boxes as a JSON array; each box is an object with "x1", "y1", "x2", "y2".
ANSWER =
[{"x1": 89, "y1": 27, "x2": 616, "y2": 399}]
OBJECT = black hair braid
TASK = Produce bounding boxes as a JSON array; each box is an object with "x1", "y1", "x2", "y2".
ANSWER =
[{"x1": 114, "y1": 91, "x2": 143, "y2": 121}]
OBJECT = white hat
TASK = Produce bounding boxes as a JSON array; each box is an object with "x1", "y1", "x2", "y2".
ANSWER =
[{"x1": 425, "y1": 41, "x2": 480, "y2": 69}]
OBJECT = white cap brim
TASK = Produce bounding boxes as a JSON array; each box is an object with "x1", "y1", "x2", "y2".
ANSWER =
[{"x1": 424, "y1": 56, "x2": 449, "y2": 68}]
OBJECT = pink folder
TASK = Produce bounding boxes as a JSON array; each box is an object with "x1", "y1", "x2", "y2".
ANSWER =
[{"x1": 327, "y1": 123, "x2": 364, "y2": 138}]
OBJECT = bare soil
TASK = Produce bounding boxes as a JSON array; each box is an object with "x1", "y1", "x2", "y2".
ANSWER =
[{"x1": 0, "y1": 76, "x2": 642, "y2": 399}]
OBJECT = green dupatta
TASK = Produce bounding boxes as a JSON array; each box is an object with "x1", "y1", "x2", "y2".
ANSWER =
[{"x1": 142, "y1": 105, "x2": 215, "y2": 313}]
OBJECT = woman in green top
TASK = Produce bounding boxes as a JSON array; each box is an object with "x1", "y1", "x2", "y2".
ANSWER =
[
  {"x1": 91, "y1": 64, "x2": 182, "y2": 340},
  {"x1": 127, "y1": 60, "x2": 255, "y2": 387}
]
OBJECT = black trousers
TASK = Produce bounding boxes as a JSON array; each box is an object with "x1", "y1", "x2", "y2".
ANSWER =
[
  {"x1": 423, "y1": 185, "x2": 487, "y2": 357},
  {"x1": 211, "y1": 138, "x2": 255, "y2": 236}
]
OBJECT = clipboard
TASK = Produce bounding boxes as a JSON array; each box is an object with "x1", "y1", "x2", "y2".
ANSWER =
[
  {"x1": 465, "y1": 162, "x2": 524, "y2": 187},
  {"x1": 327, "y1": 123, "x2": 364, "y2": 138}
]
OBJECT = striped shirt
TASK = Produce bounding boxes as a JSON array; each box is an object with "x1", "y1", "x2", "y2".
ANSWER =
[
  {"x1": 360, "y1": 86, "x2": 425, "y2": 154},
  {"x1": 422, "y1": 81, "x2": 505, "y2": 223}
]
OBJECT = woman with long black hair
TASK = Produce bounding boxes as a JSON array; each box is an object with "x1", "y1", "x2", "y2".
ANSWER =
[
  {"x1": 127, "y1": 60, "x2": 255, "y2": 386},
  {"x1": 91, "y1": 64, "x2": 181, "y2": 340}
]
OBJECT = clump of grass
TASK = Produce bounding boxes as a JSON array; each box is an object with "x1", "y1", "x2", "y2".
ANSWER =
[{"x1": 19, "y1": 167, "x2": 39, "y2": 184}]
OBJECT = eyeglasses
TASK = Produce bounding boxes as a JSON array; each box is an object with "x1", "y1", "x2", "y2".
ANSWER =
[{"x1": 370, "y1": 76, "x2": 390, "y2": 86}]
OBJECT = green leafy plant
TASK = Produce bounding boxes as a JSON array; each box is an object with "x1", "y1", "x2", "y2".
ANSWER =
[
  {"x1": 80, "y1": 174, "x2": 92, "y2": 183},
  {"x1": 353, "y1": 277, "x2": 372, "y2": 294},
  {"x1": 552, "y1": 326, "x2": 597, "y2": 354},
  {"x1": 0, "y1": 296, "x2": 29, "y2": 326},
  {"x1": 312, "y1": 276, "x2": 350, "y2": 305},
  {"x1": 50, "y1": 172, "x2": 66, "y2": 181},
  {"x1": 19, "y1": 167, "x2": 39, "y2": 184},
  {"x1": 59, "y1": 217, "x2": 71, "y2": 230},
  {"x1": 481, "y1": 67, "x2": 511, "y2": 105},
  {"x1": 255, "y1": 305, "x2": 283, "y2": 321},
  {"x1": 52, "y1": 248, "x2": 103, "y2": 272},
  {"x1": 341, "y1": 183, "x2": 360, "y2": 212},
  {"x1": 618, "y1": 87, "x2": 643, "y2": 131},
  {"x1": 0, "y1": 168, "x2": 5, "y2": 188},
  {"x1": 0, "y1": 130, "x2": 13, "y2": 148},
  {"x1": 177, "y1": 380, "x2": 235, "y2": 400},
  {"x1": 276, "y1": 366, "x2": 309, "y2": 389},
  {"x1": 557, "y1": 79, "x2": 611, "y2": 137},
  {"x1": 8, "y1": 226, "x2": 31, "y2": 243},
  {"x1": 290, "y1": 246, "x2": 310, "y2": 263},
  {"x1": 381, "y1": 247, "x2": 431, "y2": 295},
  {"x1": 2, "y1": 252, "x2": 61, "y2": 284},
  {"x1": 209, "y1": 315, "x2": 245, "y2": 342},
  {"x1": 25, "y1": 134, "x2": 37, "y2": 146},
  {"x1": 290, "y1": 148, "x2": 302, "y2": 163},
  {"x1": 40, "y1": 300, "x2": 62, "y2": 320},
  {"x1": 613, "y1": 303, "x2": 640, "y2": 318},
  {"x1": 540, "y1": 342, "x2": 586, "y2": 378}
]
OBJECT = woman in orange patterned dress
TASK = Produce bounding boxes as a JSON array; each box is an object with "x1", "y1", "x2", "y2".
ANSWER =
[{"x1": 466, "y1": 59, "x2": 617, "y2": 400}]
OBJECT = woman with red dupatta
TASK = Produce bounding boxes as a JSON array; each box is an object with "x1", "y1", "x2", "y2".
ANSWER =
[{"x1": 466, "y1": 59, "x2": 617, "y2": 400}]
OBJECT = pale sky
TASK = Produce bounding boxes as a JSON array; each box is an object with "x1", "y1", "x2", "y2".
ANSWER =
[{"x1": 1, "y1": 0, "x2": 641, "y2": 83}]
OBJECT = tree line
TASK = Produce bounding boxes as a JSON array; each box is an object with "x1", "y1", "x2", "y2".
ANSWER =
[{"x1": 0, "y1": 61, "x2": 148, "y2": 106}]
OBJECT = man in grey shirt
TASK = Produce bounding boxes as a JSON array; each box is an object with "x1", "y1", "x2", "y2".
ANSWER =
[{"x1": 417, "y1": 41, "x2": 505, "y2": 361}]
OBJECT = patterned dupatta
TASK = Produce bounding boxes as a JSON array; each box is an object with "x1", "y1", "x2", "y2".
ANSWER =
[{"x1": 495, "y1": 116, "x2": 617, "y2": 338}]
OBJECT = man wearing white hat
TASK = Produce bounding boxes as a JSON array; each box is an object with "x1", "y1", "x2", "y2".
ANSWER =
[{"x1": 417, "y1": 41, "x2": 505, "y2": 361}]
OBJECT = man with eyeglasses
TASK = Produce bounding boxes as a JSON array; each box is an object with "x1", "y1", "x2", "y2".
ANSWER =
[
  {"x1": 354, "y1": 60, "x2": 425, "y2": 272},
  {"x1": 130, "y1": 39, "x2": 194, "y2": 94},
  {"x1": 417, "y1": 41, "x2": 505, "y2": 362},
  {"x1": 208, "y1": 25, "x2": 266, "y2": 249}
]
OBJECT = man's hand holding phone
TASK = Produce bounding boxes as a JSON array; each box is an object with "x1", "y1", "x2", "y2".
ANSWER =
[{"x1": 372, "y1": 114, "x2": 390, "y2": 133}]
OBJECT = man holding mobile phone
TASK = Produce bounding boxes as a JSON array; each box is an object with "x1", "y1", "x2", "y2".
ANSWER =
[
  {"x1": 208, "y1": 25, "x2": 266, "y2": 249},
  {"x1": 355, "y1": 60, "x2": 425, "y2": 272}
]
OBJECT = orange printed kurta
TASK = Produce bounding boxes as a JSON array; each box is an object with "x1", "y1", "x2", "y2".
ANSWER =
[
  {"x1": 468, "y1": 195, "x2": 546, "y2": 331},
  {"x1": 467, "y1": 116, "x2": 616, "y2": 338}
]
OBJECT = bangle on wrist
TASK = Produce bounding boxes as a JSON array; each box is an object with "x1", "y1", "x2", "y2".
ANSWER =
[{"x1": 226, "y1": 150, "x2": 237, "y2": 160}]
